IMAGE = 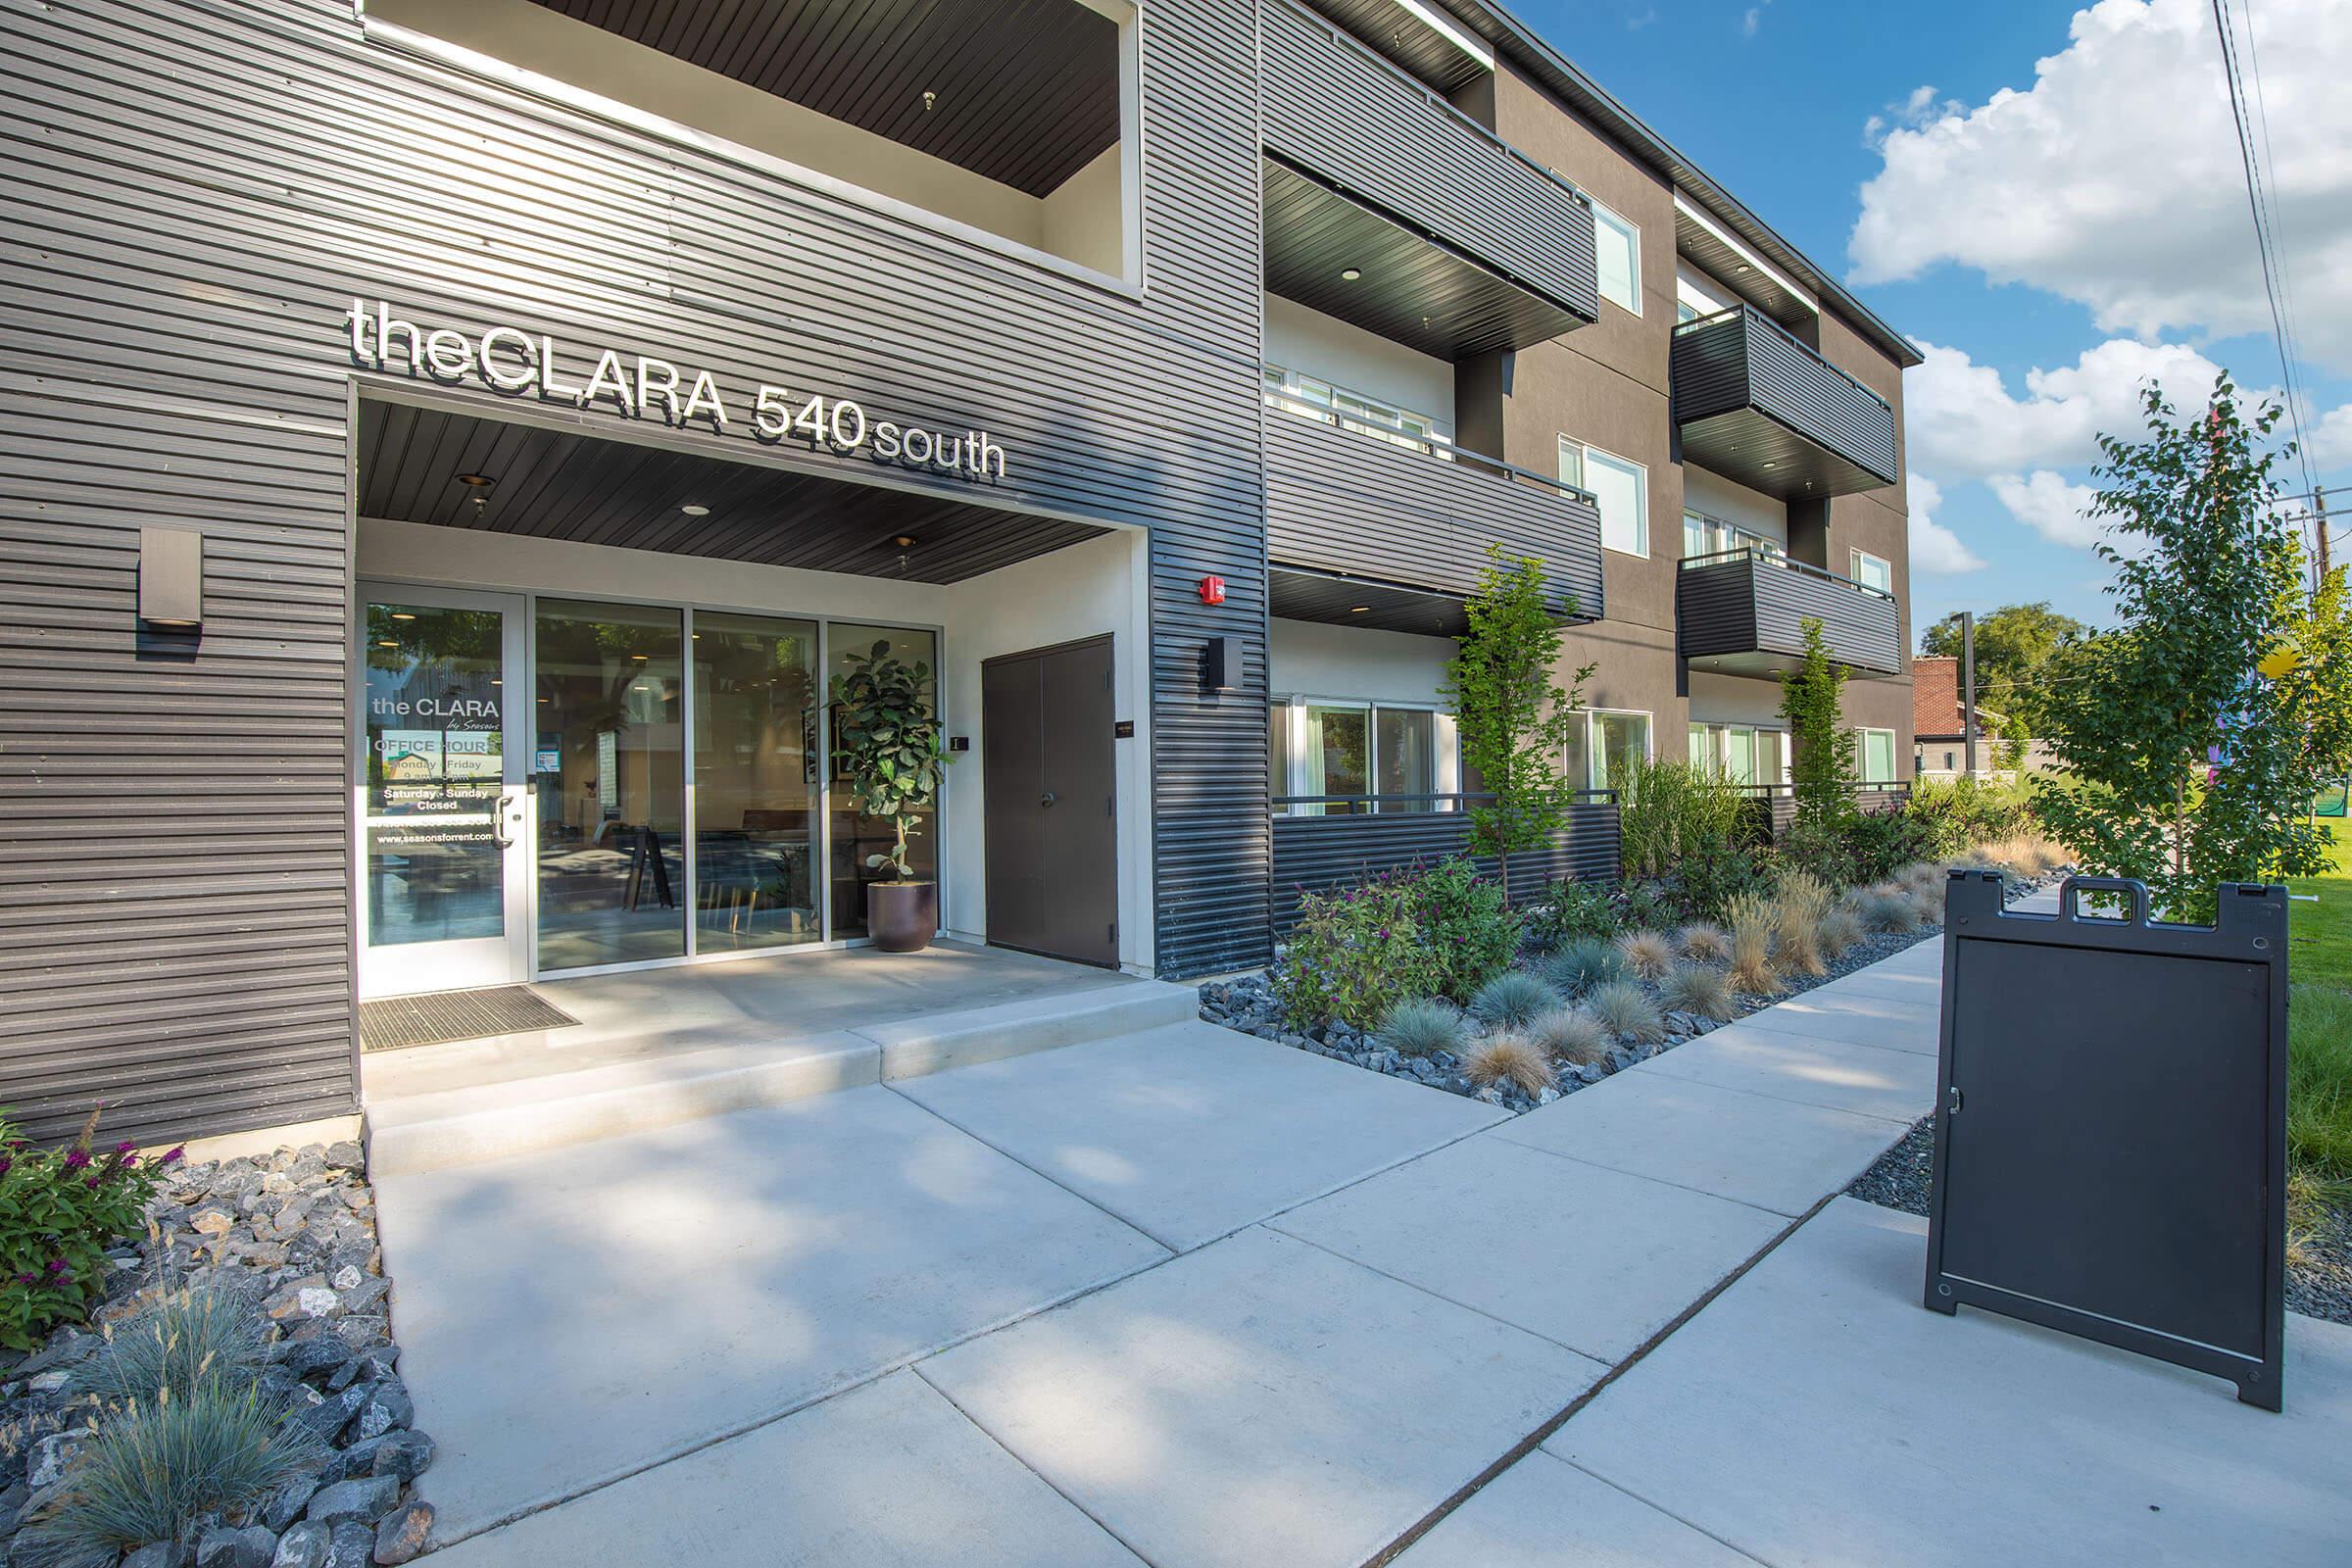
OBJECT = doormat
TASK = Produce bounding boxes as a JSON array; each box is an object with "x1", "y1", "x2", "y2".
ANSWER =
[{"x1": 359, "y1": 986, "x2": 581, "y2": 1054}]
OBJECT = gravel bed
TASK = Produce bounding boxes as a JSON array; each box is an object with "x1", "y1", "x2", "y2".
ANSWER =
[
  {"x1": 0, "y1": 1141, "x2": 436, "y2": 1567},
  {"x1": 1847, "y1": 1114, "x2": 2352, "y2": 1327},
  {"x1": 1200, "y1": 871, "x2": 2059, "y2": 1116}
]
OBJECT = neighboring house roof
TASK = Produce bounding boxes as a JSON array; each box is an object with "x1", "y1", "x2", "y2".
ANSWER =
[
  {"x1": 1912, "y1": 656, "x2": 2007, "y2": 741},
  {"x1": 1453, "y1": 0, "x2": 1923, "y2": 369}
]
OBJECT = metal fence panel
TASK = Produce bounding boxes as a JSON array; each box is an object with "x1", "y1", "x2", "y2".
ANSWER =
[{"x1": 1924, "y1": 872, "x2": 2289, "y2": 1408}]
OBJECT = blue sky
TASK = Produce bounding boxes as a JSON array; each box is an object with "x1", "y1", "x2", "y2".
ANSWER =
[{"x1": 1512, "y1": 0, "x2": 2352, "y2": 639}]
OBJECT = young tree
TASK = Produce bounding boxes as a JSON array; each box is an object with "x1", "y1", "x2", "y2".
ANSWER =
[
  {"x1": 2034, "y1": 378, "x2": 2352, "y2": 921},
  {"x1": 1779, "y1": 615, "x2": 1857, "y2": 842},
  {"x1": 1994, "y1": 710, "x2": 2032, "y2": 774},
  {"x1": 1919, "y1": 602, "x2": 2087, "y2": 733},
  {"x1": 1444, "y1": 547, "x2": 1592, "y2": 875}
]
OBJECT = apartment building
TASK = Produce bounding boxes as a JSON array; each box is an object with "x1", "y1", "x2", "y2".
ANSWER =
[{"x1": 0, "y1": 0, "x2": 1914, "y2": 1144}]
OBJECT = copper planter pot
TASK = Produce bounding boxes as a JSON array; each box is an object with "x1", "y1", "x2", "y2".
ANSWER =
[{"x1": 866, "y1": 880, "x2": 938, "y2": 953}]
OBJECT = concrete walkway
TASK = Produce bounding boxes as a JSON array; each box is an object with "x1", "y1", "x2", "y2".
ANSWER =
[{"x1": 383, "y1": 928, "x2": 2352, "y2": 1564}]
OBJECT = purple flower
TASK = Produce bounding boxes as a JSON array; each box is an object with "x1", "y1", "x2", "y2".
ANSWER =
[
  {"x1": 84, "y1": 1176, "x2": 103, "y2": 1190},
  {"x1": 47, "y1": 1259, "x2": 70, "y2": 1280},
  {"x1": 63, "y1": 1149, "x2": 89, "y2": 1171},
  {"x1": 14, "y1": 1273, "x2": 36, "y2": 1286},
  {"x1": 160, "y1": 1147, "x2": 184, "y2": 1165},
  {"x1": 115, "y1": 1141, "x2": 135, "y2": 1154},
  {"x1": 0, "y1": 1156, "x2": 12, "y2": 1179}
]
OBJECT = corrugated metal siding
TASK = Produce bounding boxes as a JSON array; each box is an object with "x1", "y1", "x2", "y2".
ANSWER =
[
  {"x1": 1264, "y1": 412, "x2": 1604, "y2": 618},
  {"x1": 1259, "y1": 0, "x2": 1596, "y2": 325},
  {"x1": 0, "y1": 0, "x2": 1269, "y2": 1140},
  {"x1": 1676, "y1": 556, "x2": 1901, "y2": 675},
  {"x1": 1269, "y1": 799, "x2": 1621, "y2": 934},
  {"x1": 1671, "y1": 309, "x2": 1898, "y2": 489}
]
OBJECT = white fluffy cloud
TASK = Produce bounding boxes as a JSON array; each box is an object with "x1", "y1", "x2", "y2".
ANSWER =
[
  {"x1": 1989, "y1": 471, "x2": 2105, "y2": 549},
  {"x1": 1907, "y1": 338, "x2": 2230, "y2": 483},
  {"x1": 1905, "y1": 472, "x2": 1987, "y2": 573},
  {"x1": 1851, "y1": 0, "x2": 2352, "y2": 370},
  {"x1": 2312, "y1": 402, "x2": 2352, "y2": 467}
]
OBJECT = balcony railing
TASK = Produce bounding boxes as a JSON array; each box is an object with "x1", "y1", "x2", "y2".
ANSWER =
[
  {"x1": 1672, "y1": 305, "x2": 1899, "y2": 499},
  {"x1": 1264, "y1": 390, "x2": 1605, "y2": 628},
  {"x1": 1677, "y1": 546, "x2": 1902, "y2": 677},
  {"x1": 1270, "y1": 791, "x2": 1623, "y2": 932},
  {"x1": 1258, "y1": 0, "x2": 1596, "y2": 355}
]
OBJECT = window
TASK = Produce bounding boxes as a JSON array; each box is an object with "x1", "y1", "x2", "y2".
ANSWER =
[
  {"x1": 1563, "y1": 440, "x2": 1649, "y2": 558},
  {"x1": 1263, "y1": 365, "x2": 1446, "y2": 457},
  {"x1": 1270, "y1": 699, "x2": 1457, "y2": 814},
  {"x1": 1856, "y1": 727, "x2": 1897, "y2": 783},
  {"x1": 1690, "y1": 722, "x2": 1788, "y2": 787},
  {"x1": 1674, "y1": 263, "x2": 1734, "y2": 323},
  {"x1": 1565, "y1": 710, "x2": 1651, "y2": 792},
  {"x1": 1592, "y1": 201, "x2": 1642, "y2": 315},
  {"x1": 1849, "y1": 549, "x2": 1893, "y2": 594},
  {"x1": 1683, "y1": 510, "x2": 1782, "y2": 562}
]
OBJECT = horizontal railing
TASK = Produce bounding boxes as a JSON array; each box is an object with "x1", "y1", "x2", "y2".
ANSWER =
[
  {"x1": 1672, "y1": 304, "x2": 1892, "y2": 416},
  {"x1": 1718, "y1": 780, "x2": 1912, "y2": 843},
  {"x1": 1678, "y1": 545, "x2": 1895, "y2": 603},
  {"x1": 1269, "y1": 791, "x2": 1623, "y2": 933},
  {"x1": 1263, "y1": 388, "x2": 1595, "y2": 505}
]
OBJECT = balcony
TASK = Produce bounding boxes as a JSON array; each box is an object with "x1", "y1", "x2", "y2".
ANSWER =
[
  {"x1": 1677, "y1": 547, "x2": 1901, "y2": 678},
  {"x1": 1671, "y1": 306, "x2": 1899, "y2": 499},
  {"x1": 1265, "y1": 391, "x2": 1603, "y2": 635},
  {"x1": 1259, "y1": 0, "x2": 1596, "y2": 357}
]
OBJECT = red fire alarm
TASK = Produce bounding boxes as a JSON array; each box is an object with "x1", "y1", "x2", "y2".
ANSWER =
[{"x1": 1198, "y1": 574, "x2": 1226, "y2": 606}]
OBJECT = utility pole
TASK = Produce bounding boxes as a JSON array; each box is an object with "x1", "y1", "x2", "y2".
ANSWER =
[
  {"x1": 2318, "y1": 487, "x2": 2331, "y2": 599},
  {"x1": 1961, "y1": 610, "x2": 1978, "y2": 779}
]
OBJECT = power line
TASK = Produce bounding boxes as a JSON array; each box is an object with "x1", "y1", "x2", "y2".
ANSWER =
[{"x1": 2212, "y1": 0, "x2": 2320, "y2": 498}]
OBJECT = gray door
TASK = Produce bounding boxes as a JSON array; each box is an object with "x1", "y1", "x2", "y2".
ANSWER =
[{"x1": 982, "y1": 637, "x2": 1117, "y2": 966}]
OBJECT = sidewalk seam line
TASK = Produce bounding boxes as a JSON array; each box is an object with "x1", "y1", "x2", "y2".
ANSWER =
[
  {"x1": 1600, "y1": 1063, "x2": 1923, "y2": 1126},
  {"x1": 1537, "y1": 1451, "x2": 1777, "y2": 1567}
]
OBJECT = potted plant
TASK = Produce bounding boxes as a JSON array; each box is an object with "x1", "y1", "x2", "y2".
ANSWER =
[{"x1": 830, "y1": 638, "x2": 954, "y2": 951}]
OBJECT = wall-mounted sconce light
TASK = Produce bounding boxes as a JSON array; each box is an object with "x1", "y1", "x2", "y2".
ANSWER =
[{"x1": 138, "y1": 526, "x2": 203, "y2": 627}]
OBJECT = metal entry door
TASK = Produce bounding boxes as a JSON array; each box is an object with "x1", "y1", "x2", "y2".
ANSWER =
[{"x1": 981, "y1": 637, "x2": 1117, "y2": 966}]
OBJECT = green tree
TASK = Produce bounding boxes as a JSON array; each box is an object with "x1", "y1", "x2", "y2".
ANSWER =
[
  {"x1": 1443, "y1": 547, "x2": 1592, "y2": 872},
  {"x1": 830, "y1": 639, "x2": 953, "y2": 880},
  {"x1": 2033, "y1": 378, "x2": 2352, "y2": 921},
  {"x1": 1918, "y1": 601, "x2": 2087, "y2": 733},
  {"x1": 1994, "y1": 710, "x2": 2031, "y2": 773},
  {"x1": 1779, "y1": 616, "x2": 1857, "y2": 842}
]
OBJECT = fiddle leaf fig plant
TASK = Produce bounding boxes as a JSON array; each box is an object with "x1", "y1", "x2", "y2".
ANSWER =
[{"x1": 830, "y1": 639, "x2": 952, "y2": 881}]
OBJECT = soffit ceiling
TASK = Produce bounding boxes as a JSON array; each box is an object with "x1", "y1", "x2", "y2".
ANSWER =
[
  {"x1": 527, "y1": 0, "x2": 1119, "y2": 196},
  {"x1": 356, "y1": 399, "x2": 1106, "y2": 583}
]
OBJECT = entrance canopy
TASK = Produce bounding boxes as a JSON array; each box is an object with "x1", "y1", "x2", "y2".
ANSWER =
[{"x1": 357, "y1": 398, "x2": 1109, "y2": 582}]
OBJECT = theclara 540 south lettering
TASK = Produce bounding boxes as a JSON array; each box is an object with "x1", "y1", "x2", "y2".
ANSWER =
[{"x1": 345, "y1": 301, "x2": 1007, "y2": 481}]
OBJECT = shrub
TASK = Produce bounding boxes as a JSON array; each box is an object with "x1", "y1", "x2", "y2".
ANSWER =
[
  {"x1": 1857, "y1": 887, "x2": 1923, "y2": 934},
  {"x1": 1521, "y1": 878, "x2": 1618, "y2": 952},
  {"x1": 1542, "y1": 937, "x2": 1626, "y2": 998},
  {"x1": 0, "y1": 1111, "x2": 178, "y2": 1353},
  {"x1": 1619, "y1": 759, "x2": 1751, "y2": 877},
  {"x1": 1678, "y1": 922, "x2": 1732, "y2": 963},
  {"x1": 70, "y1": 1287, "x2": 270, "y2": 1406},
  {"x1": 1587, "y1": 979, "x2": 1665, "y2": 1043},
  {"x1": 1725, "y1": 893, "x2": 1782, "y2": 995},
  {"x1": 15, "y1": 1385, "x2": 321, "y2": 1560},
  {"x1": 1274, "y1": 878, "x2": 1442, "y2": 1029},
  {"x1": 1770, "y1": 870, "x2": 1838, "y2": 979},
  {"x1": 1615, "y1": 930, "x2": 1676, "y2": 980},
  {"x1": 1469, "y1": 970, "x2": 1563, "y2": 1030},
  {"x1": 1531, "y1": 1006, "x2": 1610, "y2": 1065},
  {"x1": 1658, "y1": 962, "x2": 1737, "y2": 1022},
  {"x1": 1464, "y1": 1033, "x2": 1554, "y2": 1097},
  {"x1": 1906, "y1": 775, "x2": 2034, "y2": 858},
  {"x1": 1411, "y1": 858, "x2": 1521, "y2": 1003},
  {"x1": 1818, "y1": 906, "x2": 1864, "y2": 959},
  {"x1": 1378, "y1": 998, "x2": 1466, "y2": 1059}
]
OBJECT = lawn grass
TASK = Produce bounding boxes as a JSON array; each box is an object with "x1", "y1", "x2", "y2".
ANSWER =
[
  {"x1": 2289, "y1": 983, "x2": 2352, "y2": 1194},
  {"x1": 2286, "y1": 824, "x2": 2351, "y2": 992}
]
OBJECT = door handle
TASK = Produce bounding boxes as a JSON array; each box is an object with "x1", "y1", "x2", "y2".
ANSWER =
[
  {"x1": 491, "y1": 814, "x2": 514, "y2": 849},
  {"x1": 1041, "y1": 791, "x2": 1057, "y2": 808}
]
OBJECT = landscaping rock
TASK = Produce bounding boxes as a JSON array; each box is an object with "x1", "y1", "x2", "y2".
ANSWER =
[
  {"x1": 26, "y1": 1431, "x2": 84, "y2": 1492},
  {"x1": 371, "y1": 1501, "x2": 433, "y2": 1565},
  {"x1": 369, "y1": 1430, "x2": 435, "y2": 1485},
  {"x1": 262, "y1": 1474, "x2": 323, "y2": 1534},
  {"x1": 345, "y1": 1382, "x2": 413, "y2": 1444},
  {"x1": 270, "y1": 1521, "x2": 332, "y2": 1568},
  {"x1": 195, "y1": 1524, "x2": 279, "y2": 1568},
  {"x1": 305, "y1": 1475, "x2": 400, "y2": 1529},
  {"x1": 123, "y1": 1543, "x2": 197, "y2": 1568},
  {"x1": 324, "y1": 1520, "x2": 376, "y2": 1568}
]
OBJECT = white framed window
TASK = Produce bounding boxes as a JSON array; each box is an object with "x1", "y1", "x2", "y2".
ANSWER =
[
  {"x1": 1592, "y1": 200, "x2": 1642, "y2": 315},
  {"x1": 1564, "y1": 709, "x2": 1651, "y2": 792},
  {"x1": 1270, "y1": 697, "x2": 1459, "y2": 815},
  {"x1": 1856, "y1": 727, "x2": 1897, "y2": 783},
  {"x1": 1689, "y1": 722, "x2": 1788, "y2": 787},
  {"x1": 1849, "y1": 549, "x2": 1893, "y2": 594},
  {"x1": 1683, "y1": 509, "x2": 1782, "y2": 562},
  {"x1": 1263, "y1": 365, "x2": 1447, "y2": 457},
  {"x1": 1562, "y1": 439, "x2": 1648, "y2": 558}
]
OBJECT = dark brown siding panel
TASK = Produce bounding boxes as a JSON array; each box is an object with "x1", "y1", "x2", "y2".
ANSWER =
[
  {"x1": 0, "y1": 0, "x2": 1269, "y2": 1136},
  {"x1": 1259, "y1": 0, "x2": 1597, "y2": 324}
]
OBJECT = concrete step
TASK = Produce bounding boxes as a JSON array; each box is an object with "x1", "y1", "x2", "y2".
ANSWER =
[{"x1": 363, "y1": 978, "x2": 1198, "y2": 1174}]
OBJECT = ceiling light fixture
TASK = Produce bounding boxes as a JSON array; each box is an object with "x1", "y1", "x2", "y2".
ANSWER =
[
  {"x1": 1762, "y1": 461, "x2": 1778, "y2": 469},
  {"x1": 389, "y1": 612, "x2": 416, "y2": 621},
  {"x1": 679, "y1": 503, "x2": 710, "y2": 516},
  {"x1": 375, "y1": 640, "x2": 397, "y2": 648},
  {"x1": 454, "y1": 473, "x2": 496, "y2": 489},
  {"x1": 1341, "y1": 268, "x2": 1362, "y2": 281},
  {"x1": 1348, "y1": 605, "x2": 1371, "y2": 613},
  {"x1": 1736, "y1": 264, "x2": 1752, "y2": 274}
]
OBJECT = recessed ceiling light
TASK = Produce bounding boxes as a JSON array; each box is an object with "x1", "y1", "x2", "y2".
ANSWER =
[
  {"x1": 679, "y1": 503, "x2": 710, "y2": 516},
  {"x1": 389, "y1": 612, "x2": 416, "y2": 621},
  {"x1": 1341, "y1": 268, "x2": 1362, "y2": 281},
  {"x1": 375, "y1": 640, "x2": 398, "y2": 648},
  {"x1": 631, "y1": 653, "x2": 648, "y2": 661},
  {"x1": 454, "y1": 473, "x2": 497, "y2": 489},
  {"x1": 1762, "y1": 461, "x2": 1778, "y2": 469},
  {"x1": 1736, "y1": 264, "x2": 1752, "y2": 274},
  {"x1": 1349, "y1": 605, "x2": 1371, "y2": 613},
  {"x1": 894, "y1": 535, "x2": 917, "y2": 549},
  {"x1": 489, "y1": 678, "x2": 502, "y2": 686}
]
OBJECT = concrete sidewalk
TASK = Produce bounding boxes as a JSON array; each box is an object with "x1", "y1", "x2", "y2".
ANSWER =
[{"x1": 395, "y1": 925, "x2": 2352, "y2": 1565}]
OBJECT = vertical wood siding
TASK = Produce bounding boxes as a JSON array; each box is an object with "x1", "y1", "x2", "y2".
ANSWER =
[{"x1": 0, "y1": 0, "x2": 1269, "y2": 1141}]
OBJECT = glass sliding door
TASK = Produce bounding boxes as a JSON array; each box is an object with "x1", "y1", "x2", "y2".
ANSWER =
[
  {"x1": 358, "y1": 587, "x2": 529, "y2": 995},
  {"x1": 693, "y1": 612, "x2": 821, "y2": 952},
  {"x1": 828, "y1": 624, "x2": 940, "y2": 940},
  {"x1": 533, "y1": 600, "x2": 686, "y2": 970},
  {"x1": 1374, "y1": 707, "x2": 1438, "y2": 812}
]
